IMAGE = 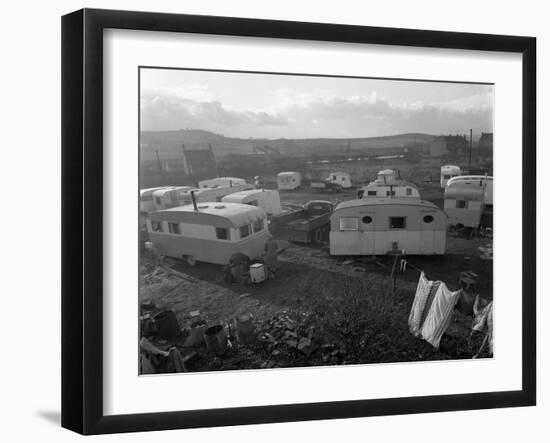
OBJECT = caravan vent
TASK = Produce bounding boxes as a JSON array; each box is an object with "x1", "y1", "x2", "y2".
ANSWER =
[{"x1": 214, "y1": 205, "x2": 225, "y2": 209}]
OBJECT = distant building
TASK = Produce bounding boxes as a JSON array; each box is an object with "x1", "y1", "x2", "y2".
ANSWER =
[
  {"x1": 430, "y1": 135, "x2": 469, "y2": 157},
  {"x1": 182, "y1": 144, "x2": 217, "y2": 176},
  {"x1": 478, "y1": 132, "x2": 493, "y2": 155}
]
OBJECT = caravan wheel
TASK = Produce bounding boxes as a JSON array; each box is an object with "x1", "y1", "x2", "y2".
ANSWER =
[{"x1": 185, "y1": 255, "x2": 198, "y2": 267}]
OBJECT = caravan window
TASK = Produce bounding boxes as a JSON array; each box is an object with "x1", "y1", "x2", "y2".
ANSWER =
[
  {"x1": 443, "y1": 174, "x2": 451, "y2": 179},
  {"x1": 389, "y1": 217, "x2": 406, "y2": 229},
  {"x1": 367, "y1": 191, "x2": 377, "y2": 196},
  {"x1": 386, "y1": 190, "x2": 395, "y2": 197},
  {"x1": 155, "y1": 196, "x2": 162, "y2": 206},
  {"x1": 339, "y1": 217, "x2": 358, "y2": 231},
  {"x1": 151, "y1": 221, "x2": 163, "y2": 232},
  {"x1": 239, "y1": 224, "x2": 250, "y2": 238},
  {"x1": 216, "y1": 228, "x2": 228, "y2": 240},
  {"x1": 362, "y1": 216, "x2": 373, "y2": 224},
  {"x1": 406, "y1": 188, "x2": 412, "y2": 196},
  {"x1": 141, "y1": 194, "x2": 153, "y2": 202},
  {"x1": 333, "y1": 175, "x2": 337, "y2": 180},
  {"x1": 248, "y1": 200, "x2": 258, "y2": 207},
  {"x1": 253, "y1": 218, "x2": 264, "y2": 233},
  {"x1": 168, "y1": 223, "x2": 180, "y2": 234},
  {"x1": 456, "y1": 200, "x2": 468, "y2": 209}
]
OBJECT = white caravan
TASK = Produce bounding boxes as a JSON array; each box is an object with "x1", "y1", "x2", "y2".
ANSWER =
[
  {"x1": 222, "y1": 189, "x2": 282, "y2": 217},
  {"x1": 277, "y1": 172, "x2": 302, "y2": 190},
  {"x1": 440, "y1": 165, "x2": 462, "y2": 189},
  {"x1": 327, "y1": 171, "x2": 352, "y2": 189},
  {"x1": 358, "y1": 180, "x2": 421, "y2": 199},
  {"x1": 446, "y1": 175, "x2": 493, "y2": 207}
]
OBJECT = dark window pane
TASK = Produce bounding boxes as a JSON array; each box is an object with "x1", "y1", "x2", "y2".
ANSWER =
[
  {"x1": 456, "y1": 200, "x2": 467, "y2": 209},
  {"x1": 239, "y1": 224, "x2": 250, "y2": 238},
  {"x1": 168, "y1": 223, "x2": 180, "y2": 234},
  {"x1": 389, "y1": 217, "x2": 406, "y2": 229},
  {"x1": 253, "y1": 219, "x2": 263, "y2": 233},
  {"x1": 216, "y1": 227, "x2": 228, "y2": 240}
]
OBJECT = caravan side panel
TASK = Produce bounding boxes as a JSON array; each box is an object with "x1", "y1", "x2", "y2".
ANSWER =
[
  {"x1": 330, "y1": 231, "x2": 363, "y2": 255},
  {"x1": 444, "y1": 200, "x2": 483, "y2": 227},
  {"x1": 149, "y1": 230, "x2": 270, "y2": 264}
]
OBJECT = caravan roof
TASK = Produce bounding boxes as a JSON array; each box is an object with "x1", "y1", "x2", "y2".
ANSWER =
[
  {"x1": 334, "y1": 198, "x2": 440, "y2": 212},
  {"x1": 447, "y1": 175, "x2": 493, "y2": 186},
  {"x1": 154, "y1": 185, "x2": 192, "y2": 196},
  {"x1": 278, "y1": 171, "x2": 299, "y2": 177},
  {"x1": 221, "y1": 189, "x2": 264, "y2": 200},
  {"x1": 140, "y1": 186, "x2": 171, "y2": 196},
  {"x1": 149, "y1": 202, "x2": 266, "y2": 229},
  {"x1": 365, "y1": 179, "x2": 418, "y2": 188}
]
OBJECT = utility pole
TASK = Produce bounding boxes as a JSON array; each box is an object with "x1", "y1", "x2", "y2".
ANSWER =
[
  {"x1": 155, "y1": 148, "x2": 162, "y2": 174},
  {"x1": 181, "y1": 143, "x2": 188, "y2": 175},
  {"x1": 468, "y1": 129, "x2": 473, "y2": 173}
]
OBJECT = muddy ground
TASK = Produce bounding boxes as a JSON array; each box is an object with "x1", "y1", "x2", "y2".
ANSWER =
[
  {"x1": 140, "y1": 233, "x2": 492, "y2": 372},
  {"x1": 139, "y1": 160, "x2": 493, "y2": 373}
]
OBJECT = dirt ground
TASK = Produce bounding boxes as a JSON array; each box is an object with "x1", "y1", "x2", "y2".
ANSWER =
[
  {"x1": 139, "y1": 158, "x2": 493, "y2": 373},
  {"x1": 139, "y1": 230, "x2": 492, "y2": 372}
]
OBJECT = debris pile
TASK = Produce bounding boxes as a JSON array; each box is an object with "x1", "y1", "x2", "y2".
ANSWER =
[{"x1": 259, "y1": 312, "x2": 316, "y2": 357}]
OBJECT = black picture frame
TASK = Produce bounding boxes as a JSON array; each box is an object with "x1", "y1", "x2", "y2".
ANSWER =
[{"x1": 61, "y1": 8, "x2": 536, "y2": 435}]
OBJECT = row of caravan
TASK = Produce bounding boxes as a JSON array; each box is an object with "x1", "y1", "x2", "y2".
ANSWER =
[
  {"x1": 277, "y1": 171, "x2": 353, "y2": 190},
  {"x1": 143, "y1": 177, "x2": 279, "y2": 266},
  {"x1": 142, "y1": 171, "x2": 493, "y2": 265},
  {"x1": 143, "y1": 186, "x2": 283, "y2": 217},
  {"x1": 140, "y1": 183, "x2": 254, "y2": 213},
  {"x1": 146, "y1": 196, "x2": 448, "y2": 264}
]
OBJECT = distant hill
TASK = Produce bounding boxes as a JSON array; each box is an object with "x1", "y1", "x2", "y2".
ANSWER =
[{"x1": 140, "y1": 129, "x2": 436, "y2": 161}]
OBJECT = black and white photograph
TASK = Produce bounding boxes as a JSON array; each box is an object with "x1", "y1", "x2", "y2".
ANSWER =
[{"x1": 138, "y1": 68, "x2": 495, "y2": 374}]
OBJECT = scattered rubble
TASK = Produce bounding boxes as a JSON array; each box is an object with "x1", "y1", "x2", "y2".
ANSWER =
[{"x1": 138, "y1": 241, "x2": 492, "y2": 374}]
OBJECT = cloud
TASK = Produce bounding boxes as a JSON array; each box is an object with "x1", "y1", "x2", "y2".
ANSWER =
[
  {"x1": 141, "y1": 92, "x2": 289, "y2": 133},
  {"x1": 141, "y1": 89, "x2": 493, "y2": 138}
]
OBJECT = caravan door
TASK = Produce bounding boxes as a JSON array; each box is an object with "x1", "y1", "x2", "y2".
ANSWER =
[
  {"x1": 419, "y1": 212, "x2": 437, "y2": 254},
  {"x1": 359, "y1": 213, "x2": 375, "y2": 255}
]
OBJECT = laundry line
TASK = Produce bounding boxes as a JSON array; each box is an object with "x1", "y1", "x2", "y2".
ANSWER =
[{"x1": 396, "y1": 257, "x2": 461, "y2": 291}]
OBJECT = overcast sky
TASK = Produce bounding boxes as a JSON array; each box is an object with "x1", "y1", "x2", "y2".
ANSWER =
[{"x1": 140, "y1": 68, "x2": 494, "y2": 139}]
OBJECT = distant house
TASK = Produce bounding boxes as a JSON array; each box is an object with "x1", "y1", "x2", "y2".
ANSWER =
[
  {"x1": 430, "y1": 135, "x2": 469, "y2": 157},
  {"x1": 182, "y1": 144, "x2": 217, "y2": 176}
]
